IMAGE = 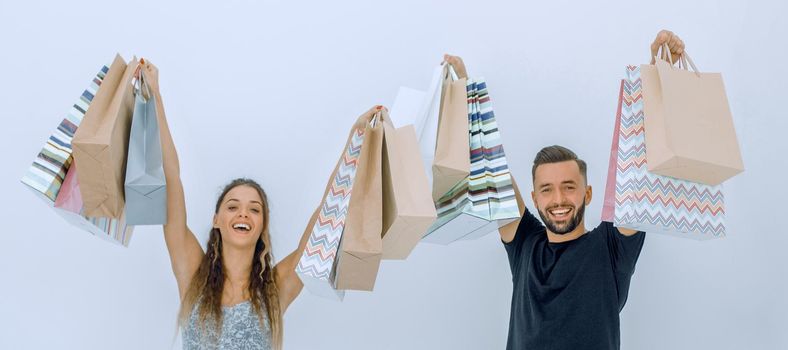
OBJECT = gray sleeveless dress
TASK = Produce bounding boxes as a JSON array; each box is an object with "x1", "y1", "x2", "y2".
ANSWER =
[{"x1": 182, "y1": 300, "x2": 272, "y2": 350}]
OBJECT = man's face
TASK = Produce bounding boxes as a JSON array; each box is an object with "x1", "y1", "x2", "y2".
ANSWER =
[{"x1": 531, "y1": 161, "x2": 592, "y2": 235}]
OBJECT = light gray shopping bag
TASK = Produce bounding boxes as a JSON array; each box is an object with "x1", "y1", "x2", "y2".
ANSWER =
[{"x1": 124, "y1": 66, "x2": 166, "y2": 225}]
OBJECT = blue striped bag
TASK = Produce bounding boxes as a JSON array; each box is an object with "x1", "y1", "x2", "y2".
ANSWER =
[{"x1": 422, "y1": 78, "x2": 520, "y2": 244}]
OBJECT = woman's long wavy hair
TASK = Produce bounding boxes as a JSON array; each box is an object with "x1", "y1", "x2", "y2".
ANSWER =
[{"x1": 178, "y1": 178, "x2": 282, "y2": 349}]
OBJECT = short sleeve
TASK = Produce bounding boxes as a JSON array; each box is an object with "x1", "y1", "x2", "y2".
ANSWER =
[
  {"x1": 503, "y1": 207, "x2": 545, "y2": 273},
  {"x1": 604, "y1": 222, "x2": 646, "y2": 275},
  {"x1": 604, "y1": 222, "x2": 646, "y2": 310}
]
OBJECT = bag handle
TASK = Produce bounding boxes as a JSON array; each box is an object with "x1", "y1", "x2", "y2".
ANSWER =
[
  {"x1": 371, "y1": 109, "x2": 381, "y2": 127},
  {"x1": 657, "y1": 44, "x2": 701, "y2": 77},
  {"x1": 442, "y1": 62, "x2": 460, "y2": 82},
  {"x1": 375, "y1": 108, "x2": 396, "y2": 131},
  {"x1": 448, "y1": 64, "x2": 459, "y2": 81}
]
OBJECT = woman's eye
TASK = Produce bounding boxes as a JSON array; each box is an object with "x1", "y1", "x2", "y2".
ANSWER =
[
  {"x1": 228, "y1": 206, "x2": 237, "y2": 210},
  {"x1": 251, "y1": 209, "x2": 260, "y2": 213}
]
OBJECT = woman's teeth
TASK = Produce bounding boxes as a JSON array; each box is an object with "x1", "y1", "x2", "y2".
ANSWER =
[{"x1": 232, "y1": 223, "x2": 250, "y2": 231}]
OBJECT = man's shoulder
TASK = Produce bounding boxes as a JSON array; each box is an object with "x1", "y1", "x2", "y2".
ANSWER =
[
  {"x1": 591, "y1": 221, "x2": 615, "y2": 233},
  {"x1": 516, "y1": 218, "x2": 547, "y2": 243}
]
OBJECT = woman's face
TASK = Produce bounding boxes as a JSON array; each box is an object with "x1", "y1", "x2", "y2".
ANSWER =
[{"x1": 213, "y1": 185, "x2": 265, "y2": 249}]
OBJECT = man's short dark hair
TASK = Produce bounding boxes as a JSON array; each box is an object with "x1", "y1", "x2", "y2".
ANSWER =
[{"x1": 532, "y1": 145, "x2": 588, "y2": 184}]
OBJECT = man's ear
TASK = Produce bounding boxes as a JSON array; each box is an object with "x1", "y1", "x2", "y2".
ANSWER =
[
  {"x1": 531, "y1": 190, "x2": 538, "y2": 209},
  {"x1": 585, "y1": 185, "x2": 593, "y2": 205}
]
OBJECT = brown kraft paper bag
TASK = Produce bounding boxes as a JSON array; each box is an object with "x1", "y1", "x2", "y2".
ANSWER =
[{"x1": 72, "y1": 54, "x2": 139, "y2": 218}]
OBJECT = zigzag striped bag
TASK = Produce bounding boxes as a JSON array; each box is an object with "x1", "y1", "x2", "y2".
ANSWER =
[
  {"x1": 422, "y1": 78, "x2": 520, "y2": 244},
  {"x1": 602, "y1": 66, "x2": 725, "y2": 239},
  {"x1": 21, "y1": 65, "x2": 134, "y2": 246},
  {"x1": 296, "y1": 111, "x2": 383, "y2": 299}
]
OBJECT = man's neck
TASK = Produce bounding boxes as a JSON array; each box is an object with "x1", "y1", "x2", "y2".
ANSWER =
[{"x1": 546, "y1": 222, "x2": 587, "y2": 243}]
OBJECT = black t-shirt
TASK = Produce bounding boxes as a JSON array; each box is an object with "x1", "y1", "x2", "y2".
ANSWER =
[{"x1": 503, "y1": 208, "x2": 645, "y2": 350}]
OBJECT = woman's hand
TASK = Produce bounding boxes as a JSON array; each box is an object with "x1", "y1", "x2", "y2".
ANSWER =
[
  {"x1": 650, "y1": 30, "x2": 686, "y2": 65},
  {"x1": 443, "y1": 54, "x2": 468, "y2": 80}
]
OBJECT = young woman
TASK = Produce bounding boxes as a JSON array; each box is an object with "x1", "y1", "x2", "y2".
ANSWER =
[{"x1": 142, "y1": 60, "x2": 384, "y2": 349}]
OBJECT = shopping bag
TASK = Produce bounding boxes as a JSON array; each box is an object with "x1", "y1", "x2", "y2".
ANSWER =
[
  {"x1": 602, "y1": 65, "x2": 725, "y2": 239},
  {"x1": 55, "y1": 162, "x2": 134, "y2": 246},
  {"x1": 334, "y1": 110, "x2": 384, "y2": 291},
  {"x1": 393, "y1": 64, "x2": 470, "y2": 201},
  {"x1": 422, "y1": 78, "x2": 519, "y2": 244},
  {"x1": 379, "y1": 110, "x2": 436, "y2": 260},
  {"x1": 641, "y1": 45, "x2": 744, "y2": 185},
  {"x1": 432, "y1": 65, "x2": 471, "y2": 200},
  {"x1": 124, "y1": 62, "x2": 167, "y2": 225},
  {"x1": 400, "y1": 66, "x2": 442, "y2": 189},
  {"x1": 296, "y1": 109, "x2": 382, "y2": 299},
  {"x1": 21, "y1": 64, "x2": 133, "y2": 246},
  {"x1": 72, "y1": 54, "x2": 139, "y2": 218}
]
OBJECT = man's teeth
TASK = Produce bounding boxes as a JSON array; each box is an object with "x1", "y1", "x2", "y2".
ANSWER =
[
  {"x1": 233, "y1": 223, "x2": 251, "y2": 230},
  {"x1": 550, "y1": 208, "x2": 571, "y2": 215}
]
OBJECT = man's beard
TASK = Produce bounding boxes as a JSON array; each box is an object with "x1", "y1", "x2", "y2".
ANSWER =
[{"x1": 536, "y1": 197, "x2": 587, "y2": 235}]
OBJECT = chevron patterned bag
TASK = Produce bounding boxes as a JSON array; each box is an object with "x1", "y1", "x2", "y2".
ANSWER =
[
  {"x1": 422, "y1": 78, "x2": 520, "y2": 244},
  {"x1": 296, "y1": 110, "x2": 383, "y2": 299},
  {"x1": 601, "y1": 66, "x2": 725, "y2": 239},
  {"x1": 21, "y1": 64, "x2": 134, "y2": 246}
]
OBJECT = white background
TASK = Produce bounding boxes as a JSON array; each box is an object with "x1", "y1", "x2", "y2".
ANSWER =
[{"x1": 1, "y1": 0, "x2": 786, "y2": 349}]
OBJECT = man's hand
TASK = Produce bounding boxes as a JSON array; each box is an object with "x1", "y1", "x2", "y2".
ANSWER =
[
  {"x1": 650, "y1": 30, "x2": 686, "y2": 65},
  {"x1": 443, "y1": 54, "x2": 468, "y2": 80}
]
